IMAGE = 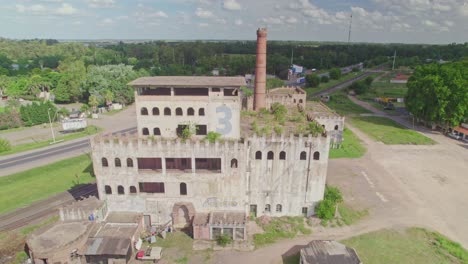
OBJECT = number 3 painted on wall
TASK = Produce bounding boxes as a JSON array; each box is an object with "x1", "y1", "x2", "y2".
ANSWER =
[{"x1": 216, "y1": 105, "x2": 232, "y2": 135}]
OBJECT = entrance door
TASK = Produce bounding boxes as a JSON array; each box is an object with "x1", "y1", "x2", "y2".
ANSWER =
[
  {"x1": 174, "y1": 205, "x2": 190, "y2": 228},
  {"x1": 249, "y1": 204, "x2": 257, "y2": 218}
]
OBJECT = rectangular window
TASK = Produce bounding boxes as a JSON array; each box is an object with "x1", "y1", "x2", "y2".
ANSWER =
[
  {"x1": 302, "y1": 207, "x2": 308, "y2": 216},
  {"x1": 140, "y1": 87, "x2": 171, "y2": 96},
  {"x1": 223, "y1": 228, "x2": 234, "y2": 239},
  {"x1": 195, "y1": 158, "x2": 221, "y2": 172},
  {"x1": 137, "y1": 158, "x2": 162, "y2": 171},
  {"x1": 139, "y1": 182, "x2": 165, "y2": 193},
  {"x1": 166, "y1": 158, "x2": 192, "y2": 171},
  {"x1": 176, "y1": 125, "x2": 189, "y2": 137},
  {"x1": 223, "y1": 88, "x2": 238, "y2": 96},
  {"x1": 235, "y1": 228, "x2": 244, "y2": 240},
  {"x1": 174, "y1": 88, "x2": 208, "y2": 96},
  {"x1": 212, "y1": 227, "x2": 222, "y2": 239},
  {"x1": 196, "y1": 125, "x2": 207, "y2": 135}
]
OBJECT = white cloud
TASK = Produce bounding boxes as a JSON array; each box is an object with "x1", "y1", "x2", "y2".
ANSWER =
[
  {"x1": 285, "y1": 17, "x2": 298, "y2": 24},
  {"x1": 198, "y1": 22, "x2": 209, "y2": 27},
  {"x1": 261, "y1": 17, "x2": 284, "y2": 25},
  {"x1": 99, "y1": 18, "x2": 114, "y2": 26},
  {"x1": 216, "y1": 18, "x2": 227, "y2": 24},
  {"x1": 15, "y1": 3, "x2": 78, "y2": 16},
  {"x1": 195, "y1": 8, "x2": 214, "y2": 18},
  {"x1": 234, "y1": 18, "x2": 243, "y2": 25},
  {"x1": 151, "y1": 11, "x2": 168, "y2": 18},
  {"x1": 223, "y1": 0, "x2": 241, "y2": 11},
  {"x1": 56, "y1": 3, "x2": 78, "y2": 15},
  {"x1": 16, "y1": 4, "x2": 47, "y2": 14},
  {"x1": 85, "y1": 0, "x2": 116, "y2": 8}
]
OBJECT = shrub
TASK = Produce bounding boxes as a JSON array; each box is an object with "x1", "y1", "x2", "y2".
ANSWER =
[
  {"x1": 20, "y1": 100, "x2": 57, "y2": 126},
  {"x1": 241, "y1": 86, "x2": 253, "y2": 97},
  {"x1": 0, "y1": 109, "x2": 23, "y2": 130},
  {"x1": 216, "y1": 234, "x2": 232, "y2": 247},
  {"x1": 274, "y1": 125, "x2": 284, "y2": 135},
  {"x1": 321, "y1": 75, "x2": 329, "y2": 83},
  {"x1": 307, "y1": 121, "x2": 325, "y2": 136},
  {"x1": 271, "y1": 102, "x2": 287, "y2": 122},
  {"x1": 306, "y1": 74, "x2": 321, "y2": 88},
  {"x1": 329, "y1": 68, "x2": 341, "y2": 80},
  {"x1": 0, "y1": 138, "x2": 11, "y2": 153},
  {"x1": 315, "y1": 199, "x2": 335, "y2": 220},
  {"x1": 324, "y1": 186, "x2": 343, "y2": 204},
  {"x1": 205, "y1": 131, "x2": 222, "y2": 143}
]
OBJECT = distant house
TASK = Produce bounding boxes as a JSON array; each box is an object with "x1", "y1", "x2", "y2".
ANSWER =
[
  {"x1": 300, "y1": 240, "x2": 362, "y2": 264},
  {"x1": 390, "y1": 74, "x2": 411, "y2": 84}
]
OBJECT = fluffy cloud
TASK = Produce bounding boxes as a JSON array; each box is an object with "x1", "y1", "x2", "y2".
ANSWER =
[
  {"x1": 223, "y1": 0, "x2": 241, "y2": 11},
  {"x1": 85, "y1": 0, "x2": 116, "y2": 8},
  {"x1": 16, "y1": 3, "x2": 78, "y2": 16},
  {"x1": 195, "y1": 7, "x2": 214, "y2": 18},
  {"x1": 56, "y1": 3, "x2": 78, "y2": 15}
]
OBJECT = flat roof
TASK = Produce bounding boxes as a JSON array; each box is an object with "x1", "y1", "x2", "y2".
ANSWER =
[
  {"x1": 27, "y1": 222, "x2": 90, "y2": 253},
  {"x1": 129, "y1": 76, "x2": 246, "y2": 87}
]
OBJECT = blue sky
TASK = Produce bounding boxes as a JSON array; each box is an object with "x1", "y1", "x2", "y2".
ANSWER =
[{"x1": 0, "y1": 0, "x2": 467, "y2": 43}]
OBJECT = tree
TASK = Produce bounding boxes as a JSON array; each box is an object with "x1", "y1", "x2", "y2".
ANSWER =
[
  {"x1": 104, "y1": 90, "x2": 114, "y2": 107},
  {"x1": 329, "y1": 68, "x2": 341, "y2": 80},
  {"x1": 266, "y1": 78, "x2": 284, "y2": 90},
  {"x1": 54, "y1": 60, "x2": 86, "y2": 103},
  {"x1": 320, "y1": 75, "x2": 329, "y2": 83},
  {"x1": 364, "y1": 76, "x2": 374, "y2": 86},
  {"x1": 306, "y1": 74, "x2": 320, "y2": 88},
  {"x1": 88, "y1": 95, "x2": 99, "y2": 112}
]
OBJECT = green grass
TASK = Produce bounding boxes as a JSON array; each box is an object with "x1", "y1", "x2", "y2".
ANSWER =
[
  {"x1": 305, "y1": 72, "x2": 362, "y2": 96},
  {"x1": 342, "y1": 228, "x2": 468, "y2": 264},
  {"x1": 329, "y1": 128, "x2": 366, "y2": 159},
  {"x1": 349, "y1": 116, "x2": 435, "y2": 145},
  {"x1": 254, "y1": 216, "x2": 311, "y2": 247},
  {"x1": 324, "y1": 92, "x2": 372, "y2": 116},
  {"x1": 0, "y1": 125, "x2": 102, "y2": 156},
  {"x1": 0, "y1": 154, "x2": 95, "y2": 214},
  {"x1": 337, "y1": 203, "x2": 369, "y2": 225}
]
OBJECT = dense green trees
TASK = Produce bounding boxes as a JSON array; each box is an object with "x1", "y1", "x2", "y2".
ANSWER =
[
  {"x1": 19, "y1": 101, "x2": 57, "y2": 126},
  {"x1": 306, "y1": 74, "x2": 321, "y2": 88},
  {"x1": 406, "y1": 60, "x2": 468, "y2": 130},
  {"x1": 329, "y1": 68, "x2": 341, "y2": 80}
]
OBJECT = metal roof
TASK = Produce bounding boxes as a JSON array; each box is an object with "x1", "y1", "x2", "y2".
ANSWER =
[
  {"x1": 128, "y1": 76, "x2": 246, "y2": 87},
  {"x1": 85, "y1": 237, "x2": 131, "y2": 256},
  {"x1": 300, "y1": 240, "x2": 361, "y2": 264}
]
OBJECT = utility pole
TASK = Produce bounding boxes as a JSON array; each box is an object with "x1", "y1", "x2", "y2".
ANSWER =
[
  {"x1": 48, "y1": 108, "x2": 56, "y2": 144},
  {"x1": 290, "y1": 47, "x2": 294, "y2": 65},
  {"x1": 347, "y1": 13, "x2": 353, "y2": 44},
  {"x1": 392, "y1": 50, "x2": 397, "y2": 71}
]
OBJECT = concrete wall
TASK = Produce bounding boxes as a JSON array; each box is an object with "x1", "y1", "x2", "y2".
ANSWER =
[
  {"x1": 91, "y1": 134, "x2": 330, "y2": 225},
  {"x1": 315, "y1": 116, "x2": 345, "y2": 148}
]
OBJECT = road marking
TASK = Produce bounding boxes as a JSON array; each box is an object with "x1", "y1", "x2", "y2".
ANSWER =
[
  {"x1": 361, "y1": 171, "x2": 375, "y2": 188},
  {"x1": 375, "y1": 192, "x2": 388, "y2": 202}
]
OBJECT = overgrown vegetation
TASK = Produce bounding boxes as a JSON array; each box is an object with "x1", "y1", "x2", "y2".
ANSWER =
[
  {"x1": 307, "y1": 120, "x2": 325, "y2": 136},
  {"x1": 216, "y1": 234, "x2": 233, "y2": 247},
  {"x1": 254, "y1": 216, "x2": 312, "y2": 247},
  {"x1": 205, "y1": 131, "x2": 222, "y2": 143},
  {"x1": 0, "y1": 138, "x2": 11, "y2": 153}
]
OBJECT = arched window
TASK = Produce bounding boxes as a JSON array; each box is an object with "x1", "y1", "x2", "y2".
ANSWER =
[
  {"x1": 130, "y1": 186, "x2": 137, "y2": 194},
  {"x1": 334, "y1": 125, "x2": 339, "y2": 130},
  {"x1": 300, "y1": 151, "x2": 307, "y2": 160},
  {"x1": 180, "y1": 182, "x2": 187, "y2": 195},
  {"x1": 322, "y1": 125, "x2": 325, "y2": 129},
  {"x1": 276, "y1": 204, "x2": 282, "y2": 212},
  {"x1": 142, "y1": 128, "x2": 149, "y2": 135},
  {"x1": 118, "y1": 185, "x2": 124, "y2": 195},
  {"x1": 255, "y1": 151, "x2": 262, "y2": 160},
  {"x1": 231, "y1": 159, "x2": 238, "y2": 168},
  {"x1": 115, "y1": 158, "x2": 121, "y2": 167},
  {"x1": 102, "y1": 158, "x2": 108, "y2": 167},
  {"x1": 153, "y1": 128, "x2": 161, "y2": 135},
  {"x1": 293, "y1": 99, "x2": 297, "y2": 103},
  {"x1": 164, "y1": 107, "x2": 171, "y2": 116},
  {"x1": 279, "y1": 151, "x2": 286, "y2": 160},
  {"x1": 141, "y1": 107, "x2": 148, "y2": 115},
  {"x1": 267, "y1": 151, "x2": 274, "y2": 160},
  {"x1": 152, "y1": 107, "x2": 159, "y2": 116},
  {"x1": 299, "y1": 99, "x2": 303, "y2": 104},
  {"x1": 105, "y1": 185, "x2": 112, "y2": 194},
  {"x1": 176, "y1": 107, "x2": 183, "y2": 116},
  {"x1": 199, "y1": 108, "x2": 205, "y2": 116},
  {"x1": 265, "y1": 204, "x2": 271, "y2": 212},
  {"x1": 126, "y1": 158, "x2": 133, "y2": 167},
  {"x1": 313, "y1": 151, "x2": 320, "y2": 160},
  {"x1": 187, "y1": 108, "x2": 195, "y2": 116}
]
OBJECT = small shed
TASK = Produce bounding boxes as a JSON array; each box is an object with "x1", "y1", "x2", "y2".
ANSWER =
[{"x1": 300, "y1": 240, "x2": 362, "y2": 264}]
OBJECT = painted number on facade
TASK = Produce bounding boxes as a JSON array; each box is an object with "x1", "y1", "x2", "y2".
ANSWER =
[{"x1": 216, "y1": 105, "x2": 232, "y2": 135}]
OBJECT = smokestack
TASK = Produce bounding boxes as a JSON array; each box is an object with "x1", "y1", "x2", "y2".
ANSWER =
[{"x1": 254, "y1": 28, "x2": 267, "y2": 111}]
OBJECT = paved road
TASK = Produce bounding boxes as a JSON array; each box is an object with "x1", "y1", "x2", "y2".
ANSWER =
[{"x1": 0, "y1": 126, "x2": 136, "y2": 176}]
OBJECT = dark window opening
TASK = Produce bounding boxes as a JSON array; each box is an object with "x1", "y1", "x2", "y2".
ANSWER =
[
  {"x1": 299, "y1": 99, "x2": 303, "y2": 104},
  {"x1": 115, "y1": 158, "x2": 121, "y2": 167},
  {"x1": 231, "y1": 159, "x2": 238, "y2": 168},
  {"x1": 105, "y1": 185, "x2": 112, "y2": 194},
  {"x1": 279, "y1": 151, "x2": 286, "y2": 160},
  {"x1": 334, "y1": 125, "x2": 339, "y2": 130},
  {"x1": 300, "y1": 151, "x2": 307, "y2": 160},
  {"x1": 267, "y1": 151, "x2": 274, "y2": 160},
  {"x1": 164, "y1": 107, "x2": 171, "y2": 116},
  {"x1": 102, "y1": 158, "x2": 108, "y2": 167},
  {"x1": 130, "y1": 186, "x2": 137, "y2": 194},
  {"x1": 195, "y1": 158, "x2": 221, "y2": 172},
  {"x1": 276, "y1": 204, "x2": 282, "y2": 212},
  {"x1": 166, "y1": 158, "x2": 192, "y2": 171},
  {"x1": 137, "y1": 158, "x2": 162, "y2": 171},
  {"x1": 127, "y1": 158, "x2": 133, "y2": 167},
  {"x1": 174, "y1": 88, "x2": 208, "y2": 96},
  {"x1": 223, "y1": 88, "x2": 238, "y2": 96},
  {"x1": 302, "y1": 207, "x2": 308, "y2": 216},
  {"x1": 187, "y1": 108, "x2": 195, "y2": 116},
  {"x1": 196, "y1": 125, "x2": 207, "y2": 135},
  {"x1": 180, "y1": 182, "x2": 187, "y2": 195},
  {"x1": 255, "y1": 151, "x2": 262, "y2": 160},
  {"x1": 141, "y1": 87, "x2": 171, "y2": 96},
  {"x1": 313, "y1": 151, "x2": 320, "y2": 160},
  {"x1": 139, "y1": 182, "x2": 165, "y2": 193},
  {"x1": 265, "y1": 204, "x2": 271, "y2": 212},
  {"x1": 152, "y1": 107, "x2": 160, "y2": 115},
  {"x1": 118, "y1": 185, "x2": 124, "y2": 195},
  {"x1": 176, "y1": 108, "x2": 183, "y2": 116},
  {"x1": 199, "y1": 108, "x2": 205, "y2": 116},
  {"x1": 212, "y1": 88, "x2": 221, "y2": 92},
  {"x1": 153, "y1": 128, "x2": 161, "y2": 135},
  {"x1": 141, "y1": 107, "x2": 148, "y2": 115},
  {"x1": 142, "y1": 128, "x2": 149, "y2": 135},
  {"x1": 176, "y1": 125, "x2": 189, "y2": 137}
]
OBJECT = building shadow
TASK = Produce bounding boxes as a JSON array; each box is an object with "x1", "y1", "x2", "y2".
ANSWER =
[
  {"x1": 281, "y1": 244, "x2": 306, "y2": 264},
  {"x1": 67, "y1": 183, "x2": 98, "y2": 201}
]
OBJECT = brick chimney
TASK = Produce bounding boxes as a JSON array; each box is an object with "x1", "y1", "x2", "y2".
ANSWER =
[{"x1": 254, "y1": 28, "x2": 267, "y2": 111}]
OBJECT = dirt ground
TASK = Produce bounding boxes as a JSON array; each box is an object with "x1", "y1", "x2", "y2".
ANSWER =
[{"x1": 212, "y1": 103, "x2": 468, "y2": 264}]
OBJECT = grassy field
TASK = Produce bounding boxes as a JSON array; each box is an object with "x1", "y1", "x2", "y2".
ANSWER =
[
  {"x1": 254, "y1": 216, "x2": 312, "y2": 247},
  {"x1": 152, "y1": 232, "x2": 212, "y2": 264},
  {"x1": 342, "y1": 228, "x2": 468, "y2": 264},
  {"x1": 0, "y1": 125, "x2": 102, "y2": 156},
  {"x1": 0, "y1": 154, "x2": 94, "y2": 214},
  {"x1": 324, "y1": 92, "x2": 372, "y2": 116},
  {"x1": 349, "y1": 116, "x2": 435, "y2": 145},
  {"x1": 329, "y1": 128, "x2": 366, "y2": 159}
]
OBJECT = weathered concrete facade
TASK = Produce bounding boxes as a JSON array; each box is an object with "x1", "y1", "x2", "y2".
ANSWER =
[{"x1": 246, "y1": 86, "x2": 307, "y2": 111}]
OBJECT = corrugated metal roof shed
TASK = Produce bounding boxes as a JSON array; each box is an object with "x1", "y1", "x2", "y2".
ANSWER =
[{"x1": 300, "y1": 240, "x2": 361, "y2": 264}]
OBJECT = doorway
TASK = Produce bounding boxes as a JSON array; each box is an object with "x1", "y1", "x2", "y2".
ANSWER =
[{"x1": 249, "y1": 204, "x2": 257, "y2": 218}]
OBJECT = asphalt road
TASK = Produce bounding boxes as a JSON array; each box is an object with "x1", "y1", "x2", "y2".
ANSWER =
[{"x1": 0, "y1": 126, "x2": 136, "y2": 176}]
